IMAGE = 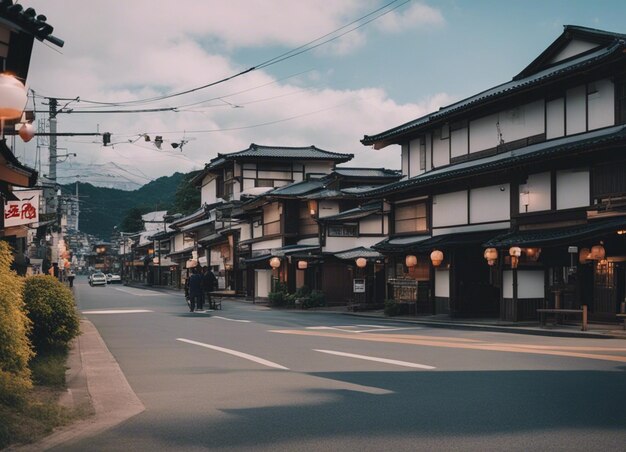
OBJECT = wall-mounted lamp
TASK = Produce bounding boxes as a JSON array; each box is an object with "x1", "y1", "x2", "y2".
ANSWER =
[
  {"x1": 430, "y1": 250, "x2": 444, "y2": 267},
  {"x1": 405, "y1": 255, "x2": 418, "y2": 268},
  {"x1": 297, "y1": 260, "x2": 308, "y2": 270},
  {"x1": 355, "y1": 257, "x2": 367, "y2": 268},
  {"x1": 484, "y1": 248, "x2": 498, "y2": 266},
  {"x1": 307, "y1": 200, "x2": 318, "y2": 216},
  {"x1": 509, "y1": 246, "x2": 521, "y2": 268}
]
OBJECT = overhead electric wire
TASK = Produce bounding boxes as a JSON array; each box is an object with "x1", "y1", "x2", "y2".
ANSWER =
[{"x1": 36, "y1": 0, "x2": 410, "y2": 108}]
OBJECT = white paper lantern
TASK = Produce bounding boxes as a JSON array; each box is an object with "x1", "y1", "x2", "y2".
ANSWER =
[{"x1": 0, "y1": 74, "x2": 27, "y2": 120}]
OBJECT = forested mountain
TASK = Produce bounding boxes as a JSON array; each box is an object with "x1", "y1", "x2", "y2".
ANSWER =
[{"x1": 62, "y1": 171, "x2": 200, "y2": 239}]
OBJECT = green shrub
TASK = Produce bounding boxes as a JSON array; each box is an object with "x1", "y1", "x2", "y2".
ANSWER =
[
  {"x1": 302, "y1": 290, "x2": 325, "y2": 309},
  {"x1": 0, "y1": 241, "x2": 33, "y2": 405},
  {"x1": 23, "y1": 275, "x2": 80, "y2": 353},
  {"x1": 384, "y1": 299, "x2": 400, "y2": 316},
  {"x1": 268, "y1": 282, "x2": 289, "y2": 307}
]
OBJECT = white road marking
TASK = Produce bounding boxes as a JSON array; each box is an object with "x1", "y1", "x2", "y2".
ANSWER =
[
  {"x1": 315, "y1": 349, "x2": 436, "y2": 370},
  {"x1": 82, "y1": 309, "x2": 153, "y2": 314},
  {"x1": 212, "y1": 316, "x2": 251, "y2": 323},
  {"x1": 306, "y1": 325, "x2": 419, "y2": 334},
  {"x1": 114, "y1": 287, "x2": 163, "y2": 296},
  {"x1": 176, "y1": 338, "x2": 288, "y2": 370}
]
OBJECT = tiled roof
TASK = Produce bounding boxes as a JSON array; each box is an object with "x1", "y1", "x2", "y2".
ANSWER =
[
  {"x1": 359, "y1": 124, "x2": 626, "y2": 197},
  {"x1": 332, "y1": 247, "x2": 382, "y2": 260},
  {"x1": 268, "y1": 180, "x2": 324, "y2": 196},
  {"x1": 318, "y1": 202, "x2": 381, "y2": 222},
  {"x1": 0, "y1": 1, "x2": 63, "y2": 47},
  {"x1": 206, "y1": 144, "x2": 353, "y2": 170},
  {"x1": 483, "y1": 217, "x2": 626, "y2": 248},
  {"x1": 362, "y1": 37, "x2": 625, "y2": 147},
  {"x1": 333, "y1": 167, "x2": 402, "y2": 178}
]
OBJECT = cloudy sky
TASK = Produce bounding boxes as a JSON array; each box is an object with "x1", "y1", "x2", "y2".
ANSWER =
[{"x1": 11, "y1": 0, "x2": 626, "y2": 189}]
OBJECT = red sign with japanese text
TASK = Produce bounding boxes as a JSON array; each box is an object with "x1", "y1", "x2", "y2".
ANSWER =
[{"x1": 4, "y1": 190, "x2": 40, "y2": 227}]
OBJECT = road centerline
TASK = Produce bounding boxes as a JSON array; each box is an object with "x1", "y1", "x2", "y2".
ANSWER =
[{"x1": 176, "y1": 338, "x2": 288, "y2": 370}]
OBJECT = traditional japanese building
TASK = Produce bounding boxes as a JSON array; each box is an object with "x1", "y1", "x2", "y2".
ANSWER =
[{"x1": 362, "y1": 25, "x2": 626, "y2": 322}]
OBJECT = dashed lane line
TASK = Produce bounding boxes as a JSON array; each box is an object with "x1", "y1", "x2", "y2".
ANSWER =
[
  {"x1": 176, "y1": 338, "x2": 288, "y2": 370},
  {"x1": 315, "y1": 349, "x2": 436, "y2": 370},
  {"x1": 113, "y1": 287, "x2": 164, "y2": 296},
  {"x1": 212, "y1": 316, "x2": 251, "y2": 323}
]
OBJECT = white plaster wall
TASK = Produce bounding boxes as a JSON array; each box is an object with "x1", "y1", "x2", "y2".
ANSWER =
[
  {"x1": 433, "y1": 191, "x2": 468, "y2": 227},
  {"x1": 470, "y1": 184, "x2": 510, "y2": 224},
  {"x1": 201, "y1": 176, "x2": 217, "y2": 205},
  {"x1": 566, "y1": 85, "x2": 587, "y2": 135},
  {"x1": 587, "y1": 78, "x2": 614, "y2": 130},
  {"x1": 520, "y1": 172, "x2": 551, "y2": 213},
  {"x1": 255, "y1": 269, "x2": 272, "y2": 298},
  {"x1": 242, "y1": 178, "x2": 255, "y2": 190},
  {"x1": 258, "y1": 170, "x2": 292, "y2": 180},
  {"x1": 401, "y1": 143, "x2": 409, "y2": 177},
  {"x1": 469, "y1": 113, "x2": 499, "y2": 153},
  {"x1": 304, "y1": 161, "x2": 334, "y2": 176},
  {"x1": 432, "y1": 132, "x2": 449, "y2": 168},
  {"x1": 318, "y1": 200, "x2": 340, "y2": 218},
  {"x1": 239, "y1": 221, "x2": 251, "y2": 241},
  {"x1": 546, "y1": 98, "x2": 565, "y2": 139},
  {"x1": 450, "y1": 127, "x2": 468, "y2": 159},
  {"x1": 252, "y1": 238, "x2": 282, "y2": 251},
  {"x1": 549, "y1": 39, "x2": 598, "y2": 63},
  {"x1": 409, "y1": 138, "x2": 421, "y2": 177},
  {"x1": 360, "y1": 216, "x2": 382, "y2": 234},
  {"x1": 252, "y1": 221, "x2": 263, "y2": 239},
  {"x1": 425, "y1": 133, "x2": 432, "y2": 171},
  {"x1": 434, "y1": 269, "x2": 450, "y2": 297},
  {"x1": 556, "y1": 169, "x2": 589, "y2": 210},
  {"x1": 498, "y1": 100, "x2": 544, "y2": 144},
  {"x1": 503, "y1": 270, "x2": 545, "y2": 299},
  {"x1": 324, "y1": 236, "x2": 381, "y2": 252}
]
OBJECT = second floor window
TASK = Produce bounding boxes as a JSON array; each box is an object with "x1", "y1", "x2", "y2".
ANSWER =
[
  {"x1": 328, "y1": 224, "x2": 357, "y2": 237},
  {"x1": 394, "y1": 201, "x2": 428, "y2": 234}
]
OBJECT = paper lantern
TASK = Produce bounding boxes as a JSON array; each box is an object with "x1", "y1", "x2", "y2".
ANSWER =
[
  {"x1": 484, "y1": 248, "x2": 498, "y2": 266},
  {"x1": 18, "y1": 122, "x2": 35, "y2": 142},
  {"x1": 405, "y1": 255, "x2": 418, "y2": 268},
  {"x1": 355, "y1": 257, "x2": 367, "y2": 268},
  {"x1": 0, "y1": 74, "x2": 27, "y2": 120},
  {"x1": 297, "y1": 260, "x2": 308, "y2": 270},
  {"x1": 579, "y1": 248, "x2": 590, "y2": 264},
  {"x1": 269, "y1": 256, "x2": 281, "y2": 268},
  {"x1": 589, "y1": 245, "x2": 605, "y2": 260},
  {"x1": 430, "y1": 250, "x2": 444, "y2": 267},
  {"x1": 509, "y1": 246, "x2": 522, "y2": 257}
]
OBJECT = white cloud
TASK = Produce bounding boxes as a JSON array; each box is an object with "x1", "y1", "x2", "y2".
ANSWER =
[
  {"x1": 375, "y1": 2, "x2": 445, "y2": 33},
  {"x1": 20, "y1": 1, "x2": 449, "y2": 188}
]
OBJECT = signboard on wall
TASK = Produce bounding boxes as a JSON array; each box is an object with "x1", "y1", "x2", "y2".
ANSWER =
[
  {"x1": 353, "y1": 278, "x2": 365, "y2": 293},
  {"x1": 4, "y1": 190, "x2": 39, "y2": 227}
]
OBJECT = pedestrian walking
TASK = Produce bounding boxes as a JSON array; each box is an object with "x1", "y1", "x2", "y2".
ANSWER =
[
  {"x1": 187, "y1": 267, "x2": 203, "y2": 312},
  {"x1": 67, "y1": 269, "x2": 75, "y2": 288},
  {"x1": 202, "y1": 266, "x2": 218, "y2": 309}
]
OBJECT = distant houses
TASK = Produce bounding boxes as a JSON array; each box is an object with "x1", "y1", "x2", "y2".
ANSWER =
[{"x1": 105, "y1": 25, "x2": 626, "y2": 323}]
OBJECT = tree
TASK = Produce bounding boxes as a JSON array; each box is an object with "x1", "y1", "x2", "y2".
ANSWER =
[
  {"x1": 119, "y1": 207, "x2": 145, "y2": 233},
  {"x1": 170, "y1": 170, "x2": 201, "y2": 216}
]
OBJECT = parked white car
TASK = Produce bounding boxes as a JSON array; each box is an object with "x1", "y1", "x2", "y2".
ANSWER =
[{"x1": 90, "y1": 272, "x2": 107, "y2": 286}]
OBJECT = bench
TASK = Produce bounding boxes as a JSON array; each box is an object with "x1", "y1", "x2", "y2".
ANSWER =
[
  {"x1": 616, "y1": 313, "x2": 626, "y2": 330},
  {"x1": 537, "y1": 305, "x2": 588, "y2": 331}
]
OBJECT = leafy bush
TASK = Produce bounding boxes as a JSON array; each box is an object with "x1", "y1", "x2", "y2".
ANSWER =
[
  {"x1": 0, "y1": 241, "x2": 33, "y2": 405},
  {"x1": 302, "y1": 290, "x2": 326, "y2": 309},
  {"x1": 23, "y1": 275, "x2": 80, "y2": 353},
  {"x1": 268, "y1": 282, "x2": 289, "y2": 307},
  {"x1": 384, "y1": 299, "x2": 400, "y2": 316}
]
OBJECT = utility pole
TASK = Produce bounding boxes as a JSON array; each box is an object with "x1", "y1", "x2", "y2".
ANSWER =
[{"x1": 49, "y1": 98, "x2": 58, "y2": 182}]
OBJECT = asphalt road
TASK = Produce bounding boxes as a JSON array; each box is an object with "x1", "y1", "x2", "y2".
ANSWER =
[{"x1": 53, "y1": 277, "x2": 626, "y2": 451}]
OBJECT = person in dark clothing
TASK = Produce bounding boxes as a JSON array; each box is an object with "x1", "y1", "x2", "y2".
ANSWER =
[
  {"x1": 202, "y1": 266, "x2": 218, "y2": 309},
  {"x1": 67, "y1": 270, "x2": 75, "y2": 288},
  {"x1": 187, "y1": 267, "x2": 203, "y2": 312}
]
